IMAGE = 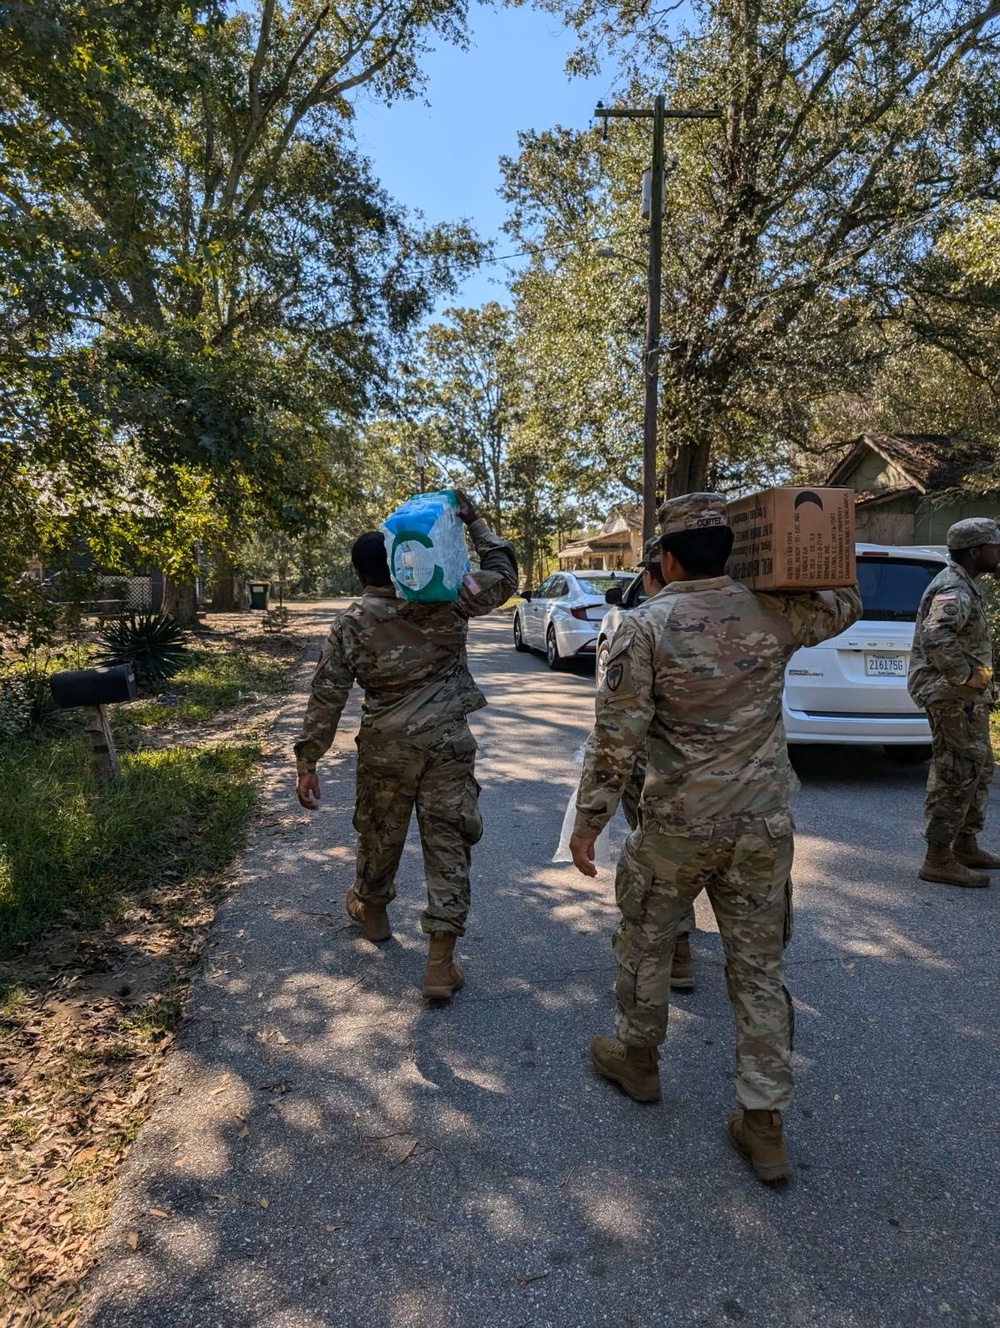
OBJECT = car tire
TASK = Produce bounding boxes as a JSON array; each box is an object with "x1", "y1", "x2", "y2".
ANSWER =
[
  {"x1": 545, "y1": 626, "x2": 565, "y2": 671},
  {"x1": 884, "y1": 743, "x2": 932, "y2": 764},
  {"x1": 596, "y1": 640, "x2": 609, "y2": 686},
  {"x1": 513, "y1": 613, "x2": 528, "y2": 653}
]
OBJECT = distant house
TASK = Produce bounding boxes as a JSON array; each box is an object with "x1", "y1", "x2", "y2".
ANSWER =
[
  {"x1": 558, "y1": 505, "x2": 643, "y2": 571},
  {"x1": 30, "y1": 554, "x2": 165, "y2": 612},
  {"x1": 825, "y1": 433, "x2": 999, "y2": 544}
]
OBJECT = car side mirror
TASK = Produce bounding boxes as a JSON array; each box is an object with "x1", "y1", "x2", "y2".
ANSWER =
[
  {"x1": 521, "y1": 589, "x2": 533, "y2": 601},
  {"x1": 604, "y1": 586, "x2": 623, "y2": 605}
]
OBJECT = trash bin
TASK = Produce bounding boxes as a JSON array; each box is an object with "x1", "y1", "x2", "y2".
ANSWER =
[{"x1": 249, "y1": 581, "x2": 270, "y2": 610}]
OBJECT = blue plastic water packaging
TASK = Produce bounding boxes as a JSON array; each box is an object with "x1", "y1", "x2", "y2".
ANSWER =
[{"x1": 381, "y1": 490, "x2": 471, "y2": 603}]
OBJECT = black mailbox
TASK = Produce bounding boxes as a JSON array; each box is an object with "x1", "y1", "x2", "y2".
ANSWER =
[{"x1": 50, "y1": 665, "x2": 138, "y2": 709}]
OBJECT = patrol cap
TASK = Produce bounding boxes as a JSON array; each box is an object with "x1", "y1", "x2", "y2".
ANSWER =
[
  {"x1": 946, "y1": 517, "x2": 1000, "y2": 550},
  {"x1": 642, "y1": 535, "x2": 663, "y2": 565},
  {"x1": 657, "y1": 492, "x2": 729, "y2": 537}
]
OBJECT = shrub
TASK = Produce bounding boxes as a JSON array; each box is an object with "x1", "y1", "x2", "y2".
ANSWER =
[
  {"x1": 0, "y1": 669, "x2": 62, "y2": 739},
  {"x1": 95, "y1": 612, "x2": 189, "y2": 687},
  {"x1": 0, "y1": 677, "x2": 33, "y2": 740}
]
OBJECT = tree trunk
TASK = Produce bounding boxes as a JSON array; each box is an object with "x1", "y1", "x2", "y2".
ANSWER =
[
  {"x1": 209, "y1": 548, "x2": 238, "y2": 612},
  {"x1": 664, "y1": 438, "x2": 713, "y2": 498},
  {"x1": 162, "y1": 577, "x2": 199, "y2": 626},
  {"x1": 520, "y1": 525, "x2": 535, "y2": 592}
]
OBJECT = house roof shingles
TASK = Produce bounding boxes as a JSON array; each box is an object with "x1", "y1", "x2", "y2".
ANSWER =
[{"x1": 827, "y1": 433, "x2": 994, "y2": 494}]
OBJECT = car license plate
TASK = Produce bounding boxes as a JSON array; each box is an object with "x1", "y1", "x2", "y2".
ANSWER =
[{"x1": 865, "y1": 652, "x2": 906, "y2": 678}]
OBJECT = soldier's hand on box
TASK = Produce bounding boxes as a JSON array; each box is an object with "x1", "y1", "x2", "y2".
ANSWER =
[
  {"x1": 455, "y1": 490, "x2": 479, "y2": 525},
  {"x1": 297, "y1": 772, "x2": 321, "y2": 810},
  {"x1": 570, "y1": 830, "x2": 598, "y2": 878}
]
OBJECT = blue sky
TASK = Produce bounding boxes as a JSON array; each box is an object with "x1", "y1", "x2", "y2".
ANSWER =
[{"x1": 350, "y1": 3, "x2": 610, "y2": 309}]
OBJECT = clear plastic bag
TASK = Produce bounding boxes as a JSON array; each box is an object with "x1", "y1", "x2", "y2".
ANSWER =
[
  {"x1": 552, "y1": 744, "x2": 630, "y2": 870},
  {"x1": 381, "y1": 490, "x2": 471, "y2": 603}
]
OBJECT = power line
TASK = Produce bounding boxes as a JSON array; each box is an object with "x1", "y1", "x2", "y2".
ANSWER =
[{"x1": 482, "y1": 239, "x2": 590, "y2": 265}]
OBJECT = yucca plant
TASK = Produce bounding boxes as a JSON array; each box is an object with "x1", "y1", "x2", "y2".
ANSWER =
[{"x1": 95, "y1": 612, "x2": 189, "y2": 686}]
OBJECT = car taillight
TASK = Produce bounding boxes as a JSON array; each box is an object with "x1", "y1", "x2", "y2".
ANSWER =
[{"x1": 571, "y1": 606, "x2": 591, "y2": 620}]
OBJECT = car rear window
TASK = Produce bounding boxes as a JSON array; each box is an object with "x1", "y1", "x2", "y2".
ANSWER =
[
  {"x1": 857, "y1": 557, "x2": 944, "y2": 621},
  {"x1": 576, "y1": 575, "x2": 629, "y2": 596}
]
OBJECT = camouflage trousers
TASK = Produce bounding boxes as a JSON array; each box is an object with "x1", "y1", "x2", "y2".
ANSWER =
[
  {"x1": 612, "y1": 813, "x2": 795, "y2": 1111},
  {"x1": 924, "y1": 701, "x2": 994, "y2": 846},
  {"x1": 621, "y1": 753, "x2": 696, "y2": 938},
  {"x1": 353, "y1": 722, "x2": 483, "y2": 935}
]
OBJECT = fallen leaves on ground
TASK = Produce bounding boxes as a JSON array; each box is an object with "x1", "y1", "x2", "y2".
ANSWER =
[{"x1": 0, "y1": 963, "x2": 174, "y2": 1326}]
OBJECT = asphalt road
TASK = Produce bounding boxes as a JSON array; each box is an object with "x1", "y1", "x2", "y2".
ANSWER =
[{"x1": 80, "y1": 606, "x2": 1000, "y2": 1328}]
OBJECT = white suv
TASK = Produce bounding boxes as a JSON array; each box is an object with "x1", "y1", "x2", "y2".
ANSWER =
[{"x1": 597, "y1": 543, "x2": 948, "y2": 754}]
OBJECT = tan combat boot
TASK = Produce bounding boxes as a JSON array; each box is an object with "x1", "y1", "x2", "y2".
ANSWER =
[
  {"x1": 588, "y1": 1037, "x2": 661, "y2": 1103},
  {"x1": 918, "y1": 843, "x2": 989, "y2": 888},
  {"x1": 345, "y1": 886, "x2": 392, "y2": 941},
  {"x1": 422, "y1": 932, "x2": 464, "y2": 1000},
  {"x1": 952, "y1": 834, "x2": 1000, "y2": 870},
  {"x1": 670, "y1": 933, "x2": 694, "y2": 990},
  {"x1": 727, "y1": 1108, "x2": 792, "y2": 1184}
]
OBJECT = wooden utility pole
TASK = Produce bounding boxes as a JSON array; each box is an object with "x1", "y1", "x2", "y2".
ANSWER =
[{"x1": 594, "y1": 100, "x2": 721, "y2": 543}]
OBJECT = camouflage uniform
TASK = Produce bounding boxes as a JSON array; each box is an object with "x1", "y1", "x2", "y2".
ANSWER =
[
  {"x1": 295, "y1": 520, "x2": 517, "y2": 935},
  {"x1": 576, "y1": 494, "x2": 862, "y2": 1111},
  {"x1": 619, "y1": 536, "x2": 698, "y2": 938},
  {"x1": 908, "y1": 529, "x2": 998, "y2": 848}
]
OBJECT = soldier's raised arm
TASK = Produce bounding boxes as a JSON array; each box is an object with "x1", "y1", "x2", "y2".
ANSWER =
[
  {"x1": 454, "y1": 491, "x2": 518, "y2": 618},
  {"x1": 570, "y1": 618, "x2": 655, "y2": 875},
  {"x1": 294, "y1": 616, "x2": 355, "y2": 783},
  {"x1": 758, "y1": 585, "x2": 863, "y2": 649}
]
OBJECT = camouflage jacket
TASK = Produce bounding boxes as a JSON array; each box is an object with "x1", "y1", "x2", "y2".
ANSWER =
[
  {"x1": 574, "y1": 576, "x2": 862, "y2": 836},
  {"x1": 294, "y1": 520, "x2": 517, "y2": 773},
  {"x1": 907, "y1": 561, "x2": 996, "y2": 708}
]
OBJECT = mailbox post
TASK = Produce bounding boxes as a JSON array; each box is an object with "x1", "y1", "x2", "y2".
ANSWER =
[{"x1": 49, "y1": 665, "x2": 138, "y2": 783}]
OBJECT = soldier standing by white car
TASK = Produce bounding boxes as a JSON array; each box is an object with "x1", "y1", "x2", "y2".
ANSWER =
[{"x1": 908, "y1": 517, "x2": 1000, "y2": 888}]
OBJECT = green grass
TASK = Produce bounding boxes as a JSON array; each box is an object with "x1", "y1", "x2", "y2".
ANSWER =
[
  {"x1": 120, "y1": 646, "x2": 290, "y2": 726},
  {"x1": 0, "y1": 736, "x2": 260, "y2": 950}
]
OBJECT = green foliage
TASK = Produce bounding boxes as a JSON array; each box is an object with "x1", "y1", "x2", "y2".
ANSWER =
[
  {"x1": 393, "y1": 303, "x2": 590, "y2": 579},
  {"x1": 0, "y1": 676, "x2": 36, "y2": 741},
  {"x1": 94, "y1": 612, "x2": 189, "y2": 687},
  {"x1": 400, "y1": 303, "x2": 520, "y2": 526},
  {"x1": 0, "y1": 740, "x2": 259, "y2": 949},
  {"x1": 0, "y1": 0, "x2": 482, "y2": 627},
  {"x1": 121, "y1": 646, "x2": 291, "y2": 726},
  {"x1": 0, "y1": 670, "x2": 63, "y2": 739},
  {"x1": 503, "y1": 0, "x2": 1000, "y2": 493}
]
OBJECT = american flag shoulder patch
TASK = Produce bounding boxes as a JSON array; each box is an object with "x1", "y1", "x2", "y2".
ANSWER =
[{"x1": 462, "y1": 573, "x2": 482, "y2": 595}]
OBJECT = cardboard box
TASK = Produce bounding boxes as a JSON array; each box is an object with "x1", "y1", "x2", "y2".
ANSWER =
[{"x1": 727, "y1": 487, "x2": 856, "y2": 590}]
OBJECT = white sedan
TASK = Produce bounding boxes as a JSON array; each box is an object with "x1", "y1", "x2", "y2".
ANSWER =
[
  {"x1": 596, "y1": 543, "x2": 948, "y2": 755},
  {"x1": 513, "y1": 570, "x2": 633, "y2": 669}
]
